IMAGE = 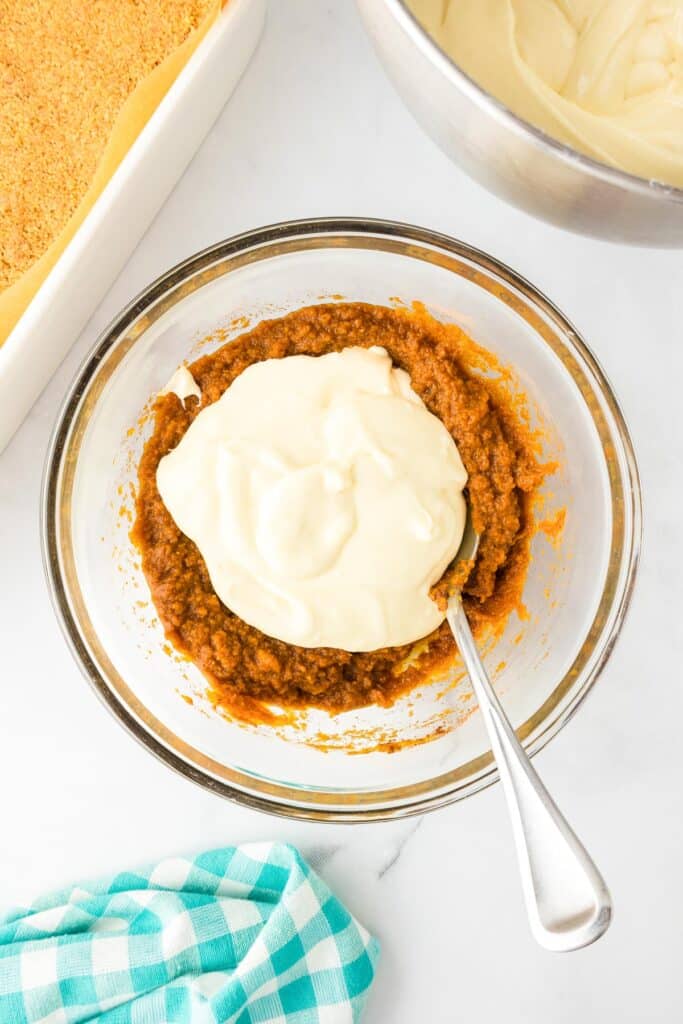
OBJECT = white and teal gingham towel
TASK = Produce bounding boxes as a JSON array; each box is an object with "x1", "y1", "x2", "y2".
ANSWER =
[{"x1": 0, "y1": 843, "x2": 379, "y2": 1024}]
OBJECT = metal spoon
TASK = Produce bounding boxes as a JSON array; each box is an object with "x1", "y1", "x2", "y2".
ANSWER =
[{"x1": 446, "y1": 510, "x2": 611, "y2": 951}]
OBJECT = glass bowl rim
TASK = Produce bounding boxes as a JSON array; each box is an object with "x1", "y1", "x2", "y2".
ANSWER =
[{"x1": 41, "y1": 216, "x2": 642, "y2": 822}]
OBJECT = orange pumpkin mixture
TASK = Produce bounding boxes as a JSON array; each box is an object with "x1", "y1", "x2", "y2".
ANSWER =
[{"x1": 132, "y1": 303, "x2": 548, "y2": 713}]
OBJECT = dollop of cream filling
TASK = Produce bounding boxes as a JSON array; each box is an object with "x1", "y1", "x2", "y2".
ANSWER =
[
  {"x1": 161, "y1": 365, "x2": 202, "y2": 407},
  {"x1": 408, "y1": 0, "x2": 683, "y2": 187},
  {"x1": 156, "y1": 346, "x2": 468, "y2": 651}
]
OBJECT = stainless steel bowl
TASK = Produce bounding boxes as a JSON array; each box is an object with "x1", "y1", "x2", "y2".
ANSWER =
[{"x1": 356, "y1": 0, "x2": 683, "y2": 247}]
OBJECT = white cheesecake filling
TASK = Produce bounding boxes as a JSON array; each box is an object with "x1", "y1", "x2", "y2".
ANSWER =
[{"x1": 157, "y1": 346, "x2": 468, "y2": 651}]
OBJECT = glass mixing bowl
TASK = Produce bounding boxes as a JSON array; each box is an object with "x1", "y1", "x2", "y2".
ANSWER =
[{"x1": 42, "y1": 219, "x2": 641, "y2": 821}]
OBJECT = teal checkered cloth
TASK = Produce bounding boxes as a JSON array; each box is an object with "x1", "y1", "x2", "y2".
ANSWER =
[{"x1": 0, "y1": 843, "x2": 378, "y2": 1023}]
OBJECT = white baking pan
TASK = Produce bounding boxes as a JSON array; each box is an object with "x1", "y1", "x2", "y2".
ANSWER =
[{"x1": 0, "y1": 0, "x2": 266, "y2": 453}]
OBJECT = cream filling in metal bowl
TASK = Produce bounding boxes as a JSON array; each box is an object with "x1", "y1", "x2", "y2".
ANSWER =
[{"x1": 408, "y1": 0, "x2": 683, "y2": 188}]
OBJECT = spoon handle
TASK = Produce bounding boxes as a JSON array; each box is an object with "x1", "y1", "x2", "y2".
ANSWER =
[{"x1": 446, "y1": 596, "x2": 611, "y2": 952}]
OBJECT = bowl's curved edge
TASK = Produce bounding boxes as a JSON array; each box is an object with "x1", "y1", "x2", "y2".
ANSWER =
[{"x1": 40, "y1": 217, "x2": 643, "y2": 821}]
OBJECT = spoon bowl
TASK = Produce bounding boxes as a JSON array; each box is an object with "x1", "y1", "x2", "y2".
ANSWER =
[{"x1": 452, "y1": 502, "x2": 479, "y2": 565}]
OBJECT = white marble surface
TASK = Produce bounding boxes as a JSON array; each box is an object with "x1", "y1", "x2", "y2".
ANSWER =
[{"x1": 1, "y1": 2, "x2": 682, "y2": 1020}]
